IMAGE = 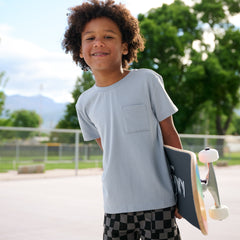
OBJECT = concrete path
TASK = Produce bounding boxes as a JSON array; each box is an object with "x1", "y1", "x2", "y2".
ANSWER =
[{"x1": 0, "y1": 166, "x2": 239, "y2": 240}]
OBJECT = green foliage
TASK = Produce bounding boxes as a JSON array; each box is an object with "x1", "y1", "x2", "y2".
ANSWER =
[
  {"x1": 193, "y1": 0, "x2": 240, "y2": 124},
  {"x1": 56, "y1": 72, "x2": 95, "y2": 130},
  {"x1": 10, "y1": 109, "x2": 42, "y2": 128},
  {"x1": 0, "y1": 71, "x2": 8, "y2": 116},
  {"x1": 54, "y1": 72, "x2": 95, "y2": 143},
  {"x1": 0, "y1": 91, "x2": 5, "y2": 116},
  {"x1": 230, "y1": 114, "x2": 240, "y2": 135},
  {"x1": 133, "y1": 0, "x2": 240, "y2": 135},
  {"x1": 8, "y1": 110, "x2": 42, "y2": 139},
  {"x1": 224, "y1": 0, "x2": 240, "y2": 14},
  {"x1": 194, "y1": 0, "x2": 240, "y2": 27},
  {"x1": 194, "y1": 0, "x2": 226, "y2": 27},
  {"x1": 133, "y1": 0, "x2": 203, "y2": 133},
  {"x1": 197, "y1": 27, "x2": 240, "y2": 135}
]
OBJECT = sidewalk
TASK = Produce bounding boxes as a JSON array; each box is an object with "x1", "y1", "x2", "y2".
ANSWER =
[
  {"x1": 0, "y1": 166, "x2": 239, "y2": 240},
  {"x1": 0, "y1": 168, "x2": 102, "y2": 181}
]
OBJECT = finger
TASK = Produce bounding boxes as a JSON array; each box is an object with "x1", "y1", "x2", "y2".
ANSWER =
[{"x1": 175, "y1": 209, "x2": 183, "y2": 219}]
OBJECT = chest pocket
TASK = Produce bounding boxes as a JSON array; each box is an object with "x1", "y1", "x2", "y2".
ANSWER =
[{"x1": 122, "y1": 104, "x2": 150, "y2": 134}]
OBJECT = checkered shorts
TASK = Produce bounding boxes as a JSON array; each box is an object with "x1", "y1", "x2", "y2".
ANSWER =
[{"x1": 103, "y1": 206, "x2": 181, "y2": 240}]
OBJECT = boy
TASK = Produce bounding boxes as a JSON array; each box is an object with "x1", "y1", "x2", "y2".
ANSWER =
[{"x1": 63, "y1": 1, "x2": 182, "y2": 239}]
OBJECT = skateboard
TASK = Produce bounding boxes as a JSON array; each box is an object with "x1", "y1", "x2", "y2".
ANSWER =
[{"x1": 164, "y1": 145, "x2": 229, "y2": 235}]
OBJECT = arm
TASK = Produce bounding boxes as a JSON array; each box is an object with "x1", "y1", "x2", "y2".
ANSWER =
[
  {"x1": 160, "y1": 116, "x2": 183, "y2": 219},
  {"x1": 159, "y1": 116, "x2": 182, "y2": 149},
  {"x1": 95, "y1": 138, "x2": 103, "y2": 151}
]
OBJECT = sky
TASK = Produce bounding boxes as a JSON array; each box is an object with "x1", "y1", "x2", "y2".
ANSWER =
[{"x1": 0, "y1": 0, "x2": 239, "y2": 103}]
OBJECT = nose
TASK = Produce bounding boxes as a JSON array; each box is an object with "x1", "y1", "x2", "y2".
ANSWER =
[{"x1": 93, "y1": 39, "x2": 105, "y2": 48}]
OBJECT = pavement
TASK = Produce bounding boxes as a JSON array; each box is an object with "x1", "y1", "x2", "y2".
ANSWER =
[
  {"x1": 0, "y1": 166, "x2": 239, "y2": 240},
  {"x1": 0, "y1": 168, "x2": 102, "y2": 181}
]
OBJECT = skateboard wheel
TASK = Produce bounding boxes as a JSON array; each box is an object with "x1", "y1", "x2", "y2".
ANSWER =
[
  {"x1": 209, "y1": 205, "x2": 229, "y2": 220},
  {"x1": 198, "y1": 148, "x2": 219, "y2": 163}
]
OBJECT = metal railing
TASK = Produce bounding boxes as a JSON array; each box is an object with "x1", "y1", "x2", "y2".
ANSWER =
[{"x1": 1, "y1": 126, "x2": 240, "y2": 175}]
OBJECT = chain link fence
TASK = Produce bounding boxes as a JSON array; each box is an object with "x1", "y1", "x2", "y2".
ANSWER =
[
  {"x1": 0, "y1": 127, "x2": 102, "y2": 174},
  {"x1": 0, "y1": 127, "x2": 240, "y2": 174}
]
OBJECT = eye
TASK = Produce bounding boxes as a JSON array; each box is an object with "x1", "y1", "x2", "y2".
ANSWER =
[
  {"x1": 86, "y1": 37, "x2": 95, "y2": 41},
  {"x1": 83, "y1": 35, "x2": 95, "y2": 41},
  {"x1": 105, "y1": 35, "x2": 113, "y2": 39}
]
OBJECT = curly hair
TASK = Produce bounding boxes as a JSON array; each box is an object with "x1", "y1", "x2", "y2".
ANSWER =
[{"x1": 62, "y1": 0, "x2": 145, "y2": 71}]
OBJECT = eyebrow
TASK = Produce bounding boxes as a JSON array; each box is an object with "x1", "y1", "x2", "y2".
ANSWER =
[{"x1": 83, "y1": 29, "x2": 118, "y2": 36}]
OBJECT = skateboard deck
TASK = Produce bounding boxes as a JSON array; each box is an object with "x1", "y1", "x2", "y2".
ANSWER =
[{"x1": 164, "y1": 145, "x2": 208, "y2": 235}]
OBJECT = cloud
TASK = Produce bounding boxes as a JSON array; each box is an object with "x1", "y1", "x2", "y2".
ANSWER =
[{"x1": 0, "y1": 24, "x2": 81, "y2": 103}]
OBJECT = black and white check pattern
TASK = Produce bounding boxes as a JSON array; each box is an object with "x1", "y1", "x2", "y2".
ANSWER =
[{"x1": 103, "y1": 207, "x2": 181, "y2": 240}]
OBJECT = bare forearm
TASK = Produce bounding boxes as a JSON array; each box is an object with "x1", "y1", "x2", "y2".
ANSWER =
[
  {"x1": 162, "y1": 129, "x2": 182, "y2": 149},
  {"x1": 95, "y1": 138, "x2": 103, "y2": 151},
  {"x1": 160, "y1": 116, "x2": 182, "y2": 149}
]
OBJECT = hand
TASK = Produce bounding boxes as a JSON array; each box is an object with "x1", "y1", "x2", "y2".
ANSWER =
[{"x1": 175, "y1": 208, "x2": 182, "y2": 219}]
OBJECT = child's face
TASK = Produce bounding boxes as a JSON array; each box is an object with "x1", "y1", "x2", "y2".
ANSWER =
[{"x1": 80, "y1": 17, "x2": 128, "y2": 73}]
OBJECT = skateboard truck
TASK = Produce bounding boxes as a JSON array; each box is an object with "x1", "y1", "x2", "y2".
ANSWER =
[{"x1": 198, "y1": 147, "x2": 229, "y2": 221}]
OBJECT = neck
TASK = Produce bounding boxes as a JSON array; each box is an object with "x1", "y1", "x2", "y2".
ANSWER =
[{"x1": 93, "y1": 69, "x2": 130, "y2": 87}]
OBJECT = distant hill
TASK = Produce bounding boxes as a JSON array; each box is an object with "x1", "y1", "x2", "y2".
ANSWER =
[
  {"x1": 4, "y1": 95, "x2": 68, "y2": 128},
  {"x1": 3, "y1": 95, "x2": 240, "y2": 129}
]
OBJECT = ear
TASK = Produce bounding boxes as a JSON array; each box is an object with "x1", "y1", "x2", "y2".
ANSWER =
[
  {"x1": 122, "y1": 42, "x2": 128, "y2": 55},
  {"x1": 80, "y1": 48, "x2": 83, "y2": 58}
]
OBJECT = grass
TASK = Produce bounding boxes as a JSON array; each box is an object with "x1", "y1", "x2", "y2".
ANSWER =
[
  {"x1": 218, "y1": 152, "x2": 240, "y2": 165},
  {"x1": 0, "y1": 155, "x2": 103, "y2": 173},
  {"x1": 0, "y1": 161, "x2": 102, "y2": 173},
  {"x1": 0, "y1": 153, "x2": 239, "y2": 173},
  {"x1": 45, "y1": 161, "x2": 102, "y2": 170}
]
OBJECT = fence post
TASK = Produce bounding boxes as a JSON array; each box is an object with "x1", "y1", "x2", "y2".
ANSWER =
[
  {"x1": 59, "y1": 144, "x2": 62, "y2": 161},
  {"x1": 44, "y1": 144, "x2": 48, "y2": 162},
  {"x1": 204, "y1": 137, "x2": 208, "y2": 148},
  {"x1": 16, "y1": 139, "x2": 20, "y2": 169},
  {"x1": 75, "y1": 132, "x2": 79, "y2": 176},
  {"x1": 84, "y1": 145, "x2": 88, "y2": 161}
]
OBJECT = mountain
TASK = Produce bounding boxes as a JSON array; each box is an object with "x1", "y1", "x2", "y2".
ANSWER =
[
  {"x1": 4, "y1": 95, "x2": 68, "y2": 128},
  {"x1": 3, "y1": 95, "x2": 240, "y2": 129}
]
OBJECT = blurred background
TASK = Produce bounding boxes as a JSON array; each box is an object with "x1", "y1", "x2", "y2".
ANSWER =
[{"x1": 0, "y1": 0, "x2": 240, "y2": 172}]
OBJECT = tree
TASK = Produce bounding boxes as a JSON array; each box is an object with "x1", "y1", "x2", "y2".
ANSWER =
[
  {"x1": 9, "y1": 110, "x2": 42, "y2": 139},
  {"x1": 133, "y1": 0, "x2": 240, "y2": 137},
  {"x1": 194, "y1": 0, "x2": 240, "y2": 137},
  {"x1": 194, "y1": 0, "x2": 240, "y2": 27},
  {"x1": 56, "y1": 71, "x2": 95, "y2": 129},
  {"x1": 133, "y1": 0, "x2": 203, "y2": 132},
  {"x1": 53, "y1": 72, "x2": 95, "y2": 143},
  {"x1": 10, "y1": 109, "x2": 42, "y2": 127},
  {"x1": 231, "y1": 114, "x2": 240, "y2": 135},
  {"x1": 0, "y1": 71, "x2": 8, "y2": 116},
  {"x1": 192, "y1": 0, "x2": 240, "y2": 154}
]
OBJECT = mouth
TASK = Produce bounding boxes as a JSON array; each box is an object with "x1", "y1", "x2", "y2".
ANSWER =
[{"x1": 91, "y1": 52, "x2": 109, "y2": 57}]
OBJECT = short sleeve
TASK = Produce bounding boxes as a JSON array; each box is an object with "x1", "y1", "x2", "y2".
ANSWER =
[
  {"x1": 76, "y1": 103, "x2": 100, "y2": 141},
  {"x1": 148, "y1": 72, "x2": 178, "y2": 122}
]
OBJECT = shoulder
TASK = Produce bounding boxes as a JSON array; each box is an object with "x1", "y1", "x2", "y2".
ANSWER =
[
  {"x1": 131, "y1": 68, "x2": 164, "y2": 85},
  {"x1": 76, "y1": 85, "x2": 96, "y2": 111}
]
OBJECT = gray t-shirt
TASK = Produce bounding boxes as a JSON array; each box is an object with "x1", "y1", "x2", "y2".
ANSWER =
[{"x1": 76, "y1": 69, "x2": 178, "y2": 214}]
